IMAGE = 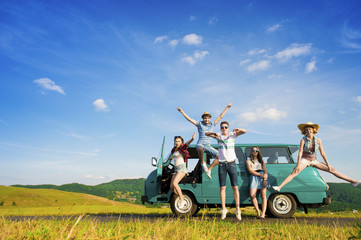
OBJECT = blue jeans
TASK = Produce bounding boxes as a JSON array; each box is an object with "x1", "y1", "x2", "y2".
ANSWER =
[{"x1": 218, "y1": 161, "x2": 238, "y2": 187}]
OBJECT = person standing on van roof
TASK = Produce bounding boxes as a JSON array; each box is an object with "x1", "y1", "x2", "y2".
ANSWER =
[
  {"x1": 177, "y1": 102, "x2": 232, "y2": 179},
  {"x1": 246, "y1": 146, "x2": 270, "y2": 219},
  {"x1": 273, "y1": 122, "x2": 361, "y2": 192},
  {"x1": 169, "y1": 132, "x2": 197, "y2": 209},
  {"x1": 206, "y1": 121, "x2": 246, "y2": 220}
]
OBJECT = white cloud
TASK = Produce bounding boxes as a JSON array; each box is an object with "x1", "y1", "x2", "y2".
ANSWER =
[
  {"x1": 237, "y1": 106, "x2": 287, "y2": 124},
  {"x1": 248, "y1": 49, "x2": 266, "y2": 56},
  {"x1": 267, "y1": 23, "x2": 282, "y2": 33},
  {"x1": 328, "y1": 57, "x2": 335, "y2": 63},
  {"x1": 93, "y1": 99, "x2": 109, "y2": 112},
  {"x1": 239, "y1": 59, "x2": 251, "y2": 65},
  {"x1": 154, "y1": 35, "x2": 167, "y2": 44},
  {"x1": 84, "y1": 174, "x2": 105, "y2": 180},
  {"x1": 355, "y1": 96, "x2": 361, "y2": 104},
  {"x1": 273, "y1": 43, "x2": 312, "y2": 62},
  {"x1": 189, "y1": 16, "x2": 196, "y2": 21},
  {"x1": 33, "y1": 78, "x2": 65, "y2": 95},
  {"x1": 181, "y1": 50, "x2": 209, "y2": 65},
  {"x1": 168, "y1": 39, "x2": 179, "y2": 47},
  {"x1": 208, "y1": 16, "x2": 218, "y2": 25},
  {"x1": 247, "y1": 60, "x2": 270, "y2": 72},
  {"x1": 340, "y1": 23, "x2": 361, "y2": 50},
  {"x1": 305, "y1": 58, "x2": 317, "y2": 73},
  {"x1": 182, "y1": 33, "x2": 202, "y2": 45}
]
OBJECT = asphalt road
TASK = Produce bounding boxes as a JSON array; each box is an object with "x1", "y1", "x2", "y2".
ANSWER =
[{"x1": 6, "y1": 214, "x2": 360, "y2": 226}]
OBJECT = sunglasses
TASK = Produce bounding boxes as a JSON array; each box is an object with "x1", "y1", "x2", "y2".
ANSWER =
[
  {"x1": 252, "y1": 149, "x2": 259, "y2": 152},
  {"x1": 220, "y1": 126, "x2": 228, "y2": 129}
]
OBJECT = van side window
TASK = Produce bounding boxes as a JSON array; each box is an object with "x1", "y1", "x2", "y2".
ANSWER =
[
  {"x1": 235, "y1": 147, "x2": 245, "y2": 164},
  {"x1": 245, "y1": 147, "x2": 292, "y2": 164},
  {"x1": 289, "y1": 146, "x2": 299, "y2": 163}
]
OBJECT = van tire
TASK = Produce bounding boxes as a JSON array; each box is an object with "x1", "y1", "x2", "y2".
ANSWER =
[
  {"x1": 267, "y1": 194, "x2": 296, "y2": 218},
  {"x1": 170, "y1": 192, "x2": 198, "y2": 217}
]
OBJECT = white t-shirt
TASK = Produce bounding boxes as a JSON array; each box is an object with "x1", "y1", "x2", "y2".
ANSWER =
[
  {"x1": 173, "y1": 151, "x2": 184, "y2": 166},
  {"x1": 216, "y1": 132, "x2": 237, "y2": 162}
]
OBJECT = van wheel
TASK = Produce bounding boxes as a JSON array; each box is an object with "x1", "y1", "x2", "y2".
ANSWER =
[
  {"x1": 267, "y1": 194, "x2": 296, "y2": 218},
  {"x1": 170, "y1": 192, "x2": 198, "y2": 217}
]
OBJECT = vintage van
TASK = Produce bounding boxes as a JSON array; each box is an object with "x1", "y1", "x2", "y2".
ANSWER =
[{"x1": 141, "y1": 138, "x2": 331, "y2": 218}]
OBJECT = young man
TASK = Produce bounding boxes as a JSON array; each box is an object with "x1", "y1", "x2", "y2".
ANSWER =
[
  {"x1": 206, "y1": 121, "x2": 246, "y2": 220},
  {"x1": 176, "y1": 102, "x2": 232, "y2": 178}
]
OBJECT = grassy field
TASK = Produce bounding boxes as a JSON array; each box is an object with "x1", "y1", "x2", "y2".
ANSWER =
[
  {"x1": 1, "y1": 215, "x2": 360, "y2": 239},
  {"x1": 1, "y1": 186, "x2": 361, "y2": 239}
]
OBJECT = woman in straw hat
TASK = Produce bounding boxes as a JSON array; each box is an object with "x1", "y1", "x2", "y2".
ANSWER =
[{"x1": 273, "y1": 122, "x2": 360, "y2": 191}]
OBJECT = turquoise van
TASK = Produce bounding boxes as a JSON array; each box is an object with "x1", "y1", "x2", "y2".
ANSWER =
[{"x1": 141, "y1": 138, "x2": 331, "y2": 218}]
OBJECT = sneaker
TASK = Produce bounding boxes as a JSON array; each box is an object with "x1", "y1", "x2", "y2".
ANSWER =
[
  {"x1": 272, "y1": 186, "x2": 281, "y2": 192},
  {"x1": 351, "y1": 181, "x2": 361, "y2": 187},
  {"x1": 221, "y1": 209, "x2": 228, "y2": 220},
  {"x1": 206, "y1": 169, "x2": 212, "y2": 179},
  {"x1": 235, "y1": 209, "x2": 242, "y2": 221}
]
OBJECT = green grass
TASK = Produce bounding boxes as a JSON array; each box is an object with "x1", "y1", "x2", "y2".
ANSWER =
[{"x1": 1, "y1": 215, "x2": 360, "y2": 239}]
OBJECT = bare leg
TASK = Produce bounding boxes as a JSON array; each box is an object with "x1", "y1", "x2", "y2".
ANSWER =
[
  {"x1": 232, "y1": 185, "x2": 240, "y2": 211},
  {"x1": 208, "y1": 157, "x2": 219, "y2": 171},
  {"x1": 250, "y1": 188, "x2": 260, "y2": 217},
  {"x1": 171, "y1": 172, "x2": 186, "y2": 201},
  {"x1": 197, "y1": 147, "x2": 205, "y2": 164},
  {"x1": 313, "y1": 162, "x2": 357, "y2": 183},
  {"x1": 260, "y1": 188, "x2": 267, "y2": 218},
  {"x1": 220, "y1": 186, "x2": 226, "y2": 210},
  {"x1": 277, "y1": 162, "x2": 309, "y2": 190}
]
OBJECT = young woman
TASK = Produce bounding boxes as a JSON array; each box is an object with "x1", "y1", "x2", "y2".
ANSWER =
[
  {"x1": 176, "y1": 102, "x2": 232, "y2": 178},
  {"x1": 169, "y1": 132, "x2": 196, "y2": 209},
  {"x1": 246, "y1": 146, "x2": 270, "y2": 219},
  {"x1": 273, "y1": 122, "x2": 361, "y2": 191},
  {"x1": 206, "y1": 121, "x2": 246, "y2": 220}
]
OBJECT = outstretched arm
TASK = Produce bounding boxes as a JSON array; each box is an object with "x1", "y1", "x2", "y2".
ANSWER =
[
  {"x1": 214, "y1": 102, "x2": 232, "y2": 125},
  {"x1": 205, "y1": 131, "x2": 220, "y2": 139},
  {"x1": 233, "y1": 128, "x2": 247, "y2": 137},
  {"x1": 185, "y1": 132, "x2": 197, "y2": 146},
  {"x1": 177, "y1": 107, "x2": 197, "y2": 126}
]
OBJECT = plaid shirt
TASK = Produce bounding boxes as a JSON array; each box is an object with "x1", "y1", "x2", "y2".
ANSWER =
[{"x1": 171, "y1": 144, "x2": 190, "y2": 162}]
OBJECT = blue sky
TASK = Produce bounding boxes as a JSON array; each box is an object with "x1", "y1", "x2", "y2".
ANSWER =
[{"x1": 1, "y1": 0, "x2": 361, "y2": 185}]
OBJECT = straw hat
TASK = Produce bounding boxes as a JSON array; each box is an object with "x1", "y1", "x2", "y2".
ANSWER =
[
  {"x1": 297, "y1": 122, "x2": 320, "y2": 134},
  {"x1": 201, "y1": 112, "x2": 212, "y2": 118}
]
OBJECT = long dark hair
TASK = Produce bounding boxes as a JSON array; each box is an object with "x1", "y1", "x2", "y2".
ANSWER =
[{"x1": 249, "y1": 146, "x2": 264, "y2": 165}]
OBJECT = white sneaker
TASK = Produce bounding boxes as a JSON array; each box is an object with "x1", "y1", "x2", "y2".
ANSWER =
[
  {"x1": 351, "y1": 181, "x2": 361, "y2": 187},
  {"x1": 235, "y1": 209, "x2": 242, "y2": 221},
  {"x1": 273, "y1": 186, "x2": 281, "y2": 192},
  {"x1": 206, "y1": 169, "x2": 212, "y2": 179},
  {"x1": 221, "y1": 209, "x2": 228, "y2": 220}
]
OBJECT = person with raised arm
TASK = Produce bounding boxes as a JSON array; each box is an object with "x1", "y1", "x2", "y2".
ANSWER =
[
  {"x1": 176, "y1": 102, "x2": 232, "y2": 178},
  {"x1": 273, "y1": 122, "x2": 361, "y2": 192},
  {"x1": 206, "y1": 121, "x2": 246, "y2": 220},
  {"x1": 169, "y1": 132, "x2": 197, "y2": 209}
]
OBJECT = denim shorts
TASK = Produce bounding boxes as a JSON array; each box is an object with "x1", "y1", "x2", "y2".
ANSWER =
[
  {"x1": 249, "y1": 171, "x2": 270, "y2": 189},
  {"x1": 174, "y1": 164, "x2": 187, "y2": 174},
  {"x1": 218, "y1": 161, "x2": 238, "y2": 187},
  {"x1": 196, "y1": 144, "x2": 218, "y2": 158}
]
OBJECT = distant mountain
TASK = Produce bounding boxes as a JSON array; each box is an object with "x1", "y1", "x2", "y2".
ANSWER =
[
  {"x1": 12, "y1": 178, "x2": 145, "y2": 204},
  {"x1": 12, "y1": 180, "x2": 361, "y2": 211}
]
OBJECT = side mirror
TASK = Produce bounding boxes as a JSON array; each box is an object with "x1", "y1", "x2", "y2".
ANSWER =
[{"x1": 151, "y1": 157, "x2": 158, "y2": 166}]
